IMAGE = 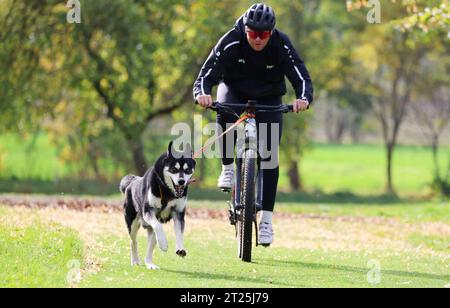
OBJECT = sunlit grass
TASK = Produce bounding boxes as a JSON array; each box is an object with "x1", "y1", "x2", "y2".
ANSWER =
[
  {"x1": 80, "y1": 234, "x2": 449, "y2": 288},
  {"x1": 1, "y1": 134, "x2": 448, "y2": 196},
  {"x1": 280, "y1": 144, "x2": 450, "y2": 195},
  {"x1": 0, "y1": 220, "x2": 84, "y2": 288},
  {"x1": 1, "y1": 204, "x2": 448, "y2": 288}
]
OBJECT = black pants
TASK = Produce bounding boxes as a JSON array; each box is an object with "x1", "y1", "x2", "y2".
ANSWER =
[{"x1": 216, "y1": 83, "x2": 283, "y2": 212}]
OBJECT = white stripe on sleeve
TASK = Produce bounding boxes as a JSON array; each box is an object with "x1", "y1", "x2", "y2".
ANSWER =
[
  {"x1": 200, "y1": 68, "x2": 213, "y2": 96},
  {"x1": 294, "y1": 66, "x2": 306, "y2": 100},
  {"x1": 284, "y1": 45, "x2": 306, "y2": 100}
]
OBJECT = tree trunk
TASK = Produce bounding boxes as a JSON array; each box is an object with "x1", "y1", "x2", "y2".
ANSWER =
[
  {"x1": 350, "y1": 128, "x2": 361, "y2": 144},
  {"x1": 431, "y1": 137, "x2": 450, "y2": 196},
  {"x1": 130, "y1": 139, "x2": 148, "y2": 176},
  {"x1": 334, "y1": 122, "x2": 346, "y2": 144},
  {"x1": 386, "y1": 143, "x2": 396, "y2": 195},
  {"x1": 445, "y1": 154, "x2": 450, "y2": 182},
  {"x1": 288, "y1": 160, "x2": 301, "y2": 191},
  {"x1": 350, "y1": 116, "x2": 363, "y2": 144},
  {"x1": 431, "y1": 136, "x2": 440, "y2": 179},
  {"x1": 90, "y1": 157, "x2": 101, "y2": 180}
]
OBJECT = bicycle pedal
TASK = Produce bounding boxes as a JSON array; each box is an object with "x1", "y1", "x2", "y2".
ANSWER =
[
  {"x1": 221, "y1": 188, "x2": 231, "y2": 193},
  {"x1": 228, "y1": 210, "x2": 236, "y2": 225}
]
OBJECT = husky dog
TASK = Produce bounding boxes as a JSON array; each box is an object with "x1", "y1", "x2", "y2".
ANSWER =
[{"x1": 120, "y1": 142, "x2": 196, "y2": 270}]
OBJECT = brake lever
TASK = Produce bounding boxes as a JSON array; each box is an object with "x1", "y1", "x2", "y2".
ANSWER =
[
  {"x1": 195, "y1": 100, "x2": 218, "y2": 112},
  {"x1": 284, "y1": 105, "x2": 310, "y2": 113}
]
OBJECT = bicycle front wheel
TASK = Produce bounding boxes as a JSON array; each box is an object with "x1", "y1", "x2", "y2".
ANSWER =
[{"x1": 238, "y1": 149, "x2": 257, "y2": 263}]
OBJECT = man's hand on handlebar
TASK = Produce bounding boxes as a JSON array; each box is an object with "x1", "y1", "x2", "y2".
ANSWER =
[
  {"x1": 195, "y1": 99, "x2": 301, "y2": 114},
  {"x1": 196, "y1": 95, "x2": 213, "y2": 108},
  {"x1": 293, "y1": 99, "x2": 309, "y2": 113}
]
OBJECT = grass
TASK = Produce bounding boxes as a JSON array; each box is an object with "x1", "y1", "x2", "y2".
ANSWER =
[
  {"x1": 0, "y1": 133, "x2": 66, "y2": 180},
  {"x1": 0, "y1": 219, "x2": 84, "y2": 288},
  {"x1": 408, "y1": 234, "x2": 449, "y2": 253},
  {"x1": 1, "y1": 133, "x2": 449, "y2": 197},
  {"x1": 187, "y1": 199, "x2": 450, "y2": 223},
  {"x1": 0, "y1": 178, "x2": 119, "y2": 196},
  {"x1": 0, "y1": 133, "x2": 448, "y2": 288},
  {"x1": 276, "y1": 200, "x2": 450, "y2": 224},
  {"x1": 0, "y1": 200, "x2": 448, "y2": 288},
  {"x1": 285, "y1": 143, "x2": 450, "y2": 196},
  {"x1": 79, "y1": 235, "x2": 449, "y2": 288}
]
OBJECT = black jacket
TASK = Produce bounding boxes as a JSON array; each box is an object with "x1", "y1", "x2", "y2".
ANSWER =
[{"x1": 193, "y1": 16, "x2": 313, "y2": 103}]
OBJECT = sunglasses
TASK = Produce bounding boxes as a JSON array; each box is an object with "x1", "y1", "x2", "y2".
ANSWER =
[{"x1": 246, "y1": 30, "x2": 272, "y2": 40}]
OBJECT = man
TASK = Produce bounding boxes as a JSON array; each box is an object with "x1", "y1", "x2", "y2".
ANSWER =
[{"x1": 193, "y1": 3, "x2": 313, "y2": 246}]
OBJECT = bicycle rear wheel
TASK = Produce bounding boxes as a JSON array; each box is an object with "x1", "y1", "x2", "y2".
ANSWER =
[{"x1": 238, "y1": 149, "x2": 257, "y2": 262}]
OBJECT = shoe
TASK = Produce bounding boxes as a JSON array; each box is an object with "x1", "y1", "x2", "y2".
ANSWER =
[
  {"x1": 258, "y1": 221, "x2": 274, "y2": 246},
  {"x1": 218, "y1": 168, "x2": 234, "y2": 190}
]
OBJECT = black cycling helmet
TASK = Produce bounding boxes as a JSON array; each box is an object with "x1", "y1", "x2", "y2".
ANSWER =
[{"x1": 243, "y1": 3, "x2": 276, "y2": 31}]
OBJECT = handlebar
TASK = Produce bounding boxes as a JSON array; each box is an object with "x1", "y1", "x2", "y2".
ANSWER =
[{"x1": 195, "y1": 101, "x2": 294, "y2": 114}]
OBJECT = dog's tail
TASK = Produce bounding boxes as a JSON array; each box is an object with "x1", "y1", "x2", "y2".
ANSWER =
[{"x1": 120, "y1": 174, "x2": 138, "y2": 194}]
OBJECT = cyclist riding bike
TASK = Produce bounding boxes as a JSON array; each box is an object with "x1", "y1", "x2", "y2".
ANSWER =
[{"x1": 193, "y1": 3, "x2": 314, "y2": 246}]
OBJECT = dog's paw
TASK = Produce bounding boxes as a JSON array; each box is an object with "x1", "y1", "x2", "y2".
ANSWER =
[
  {"x1": 158, "y1": 241, "x2": 168, "y2": 252},
  {"x1": 131, "y1": 259, "x2": 141, "y2": 266},
  {"x1": 176, "y1": 250, "x2": 187, "y2": 258},
  {"x1": 145, "y1": 263, "x2": 160, "y2": 270}
]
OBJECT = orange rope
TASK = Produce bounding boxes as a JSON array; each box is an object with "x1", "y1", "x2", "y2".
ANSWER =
[{"x1": 193, "y1": 113, "x2": 254, "y2": 160}]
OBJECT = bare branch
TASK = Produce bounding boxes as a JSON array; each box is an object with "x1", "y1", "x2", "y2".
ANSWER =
[{"x1": 145, "y1": 101, "x2": 184, "y2": 123}]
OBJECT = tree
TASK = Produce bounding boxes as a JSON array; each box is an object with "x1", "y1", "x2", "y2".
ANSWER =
[
  {"x1": 0, "y1": 0, "x2": 240, "y2": 176},
  {"x1": 268, "y1": 0, "x2": 322, "y2": 190},
  {"x1": 271, "y1": 0, "x2": 372, "y2": 189},
  {"x1": 373, "y1": 31, "x2": 428, "y2": 194},
  {"x1": 410, "y1": 48, "x2": 450, "y2": 196},
  {"x1": 348, "y1": 0, "x2": 448, "y2": 194},
  {"x1": 413, "y1": 88, "x2": 450, "y2": 195}
]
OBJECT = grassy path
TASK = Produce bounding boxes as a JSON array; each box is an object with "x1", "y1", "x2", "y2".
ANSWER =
[{"x1": 0, "y1": 199, "x2": 448, "y2": 288}]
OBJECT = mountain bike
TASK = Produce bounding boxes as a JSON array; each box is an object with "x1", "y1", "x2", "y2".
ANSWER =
[{"x1": 205, "y1": 101, "x2": 293, "y2": 262}]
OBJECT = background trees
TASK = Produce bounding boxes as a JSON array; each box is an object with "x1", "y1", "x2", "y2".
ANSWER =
[
  {"x1": 0, "y1": 0, "x2": 240, "y2": 175},
  {"x1": 348, "y1": 0, "x2": 449, "y2": 195},
  {"x1": 0, "y1": 0, "x2": 448, "y2": 196}
]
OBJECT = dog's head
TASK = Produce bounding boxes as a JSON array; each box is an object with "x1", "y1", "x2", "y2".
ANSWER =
[{"x1": 162, "y1": 141, "x2": 196, "y2": 198}]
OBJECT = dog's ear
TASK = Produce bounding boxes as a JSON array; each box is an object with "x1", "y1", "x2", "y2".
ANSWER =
[{"x1": 167, "y1": 141, "x2": 174, "y2": 158}]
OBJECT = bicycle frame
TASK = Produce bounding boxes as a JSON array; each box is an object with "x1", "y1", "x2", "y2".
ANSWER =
[{"x1": 233, "y1": 115, "x2": 260, "y2": 210}]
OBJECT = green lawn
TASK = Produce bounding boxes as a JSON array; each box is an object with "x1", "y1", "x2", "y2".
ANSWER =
[
  {"x1": 1, "y1": 134, "x2": 448, "y2": 196},
  {"x1": 189, "y1": 199, "x2": 450, "y2": 224},
  {"x1": 0, "y1": 200, "x2": 448, "y2": 288},
  {"x1": 0, "y1": 219, "x2": 84, "y2": 288},
  {"x1": 0, "y1": 134, "x2": 448, "y2": 288},
  {"x1": 0, "y1": 134, "x2": 66, "y2": 180},
  {"x1": 79, "y1": 235, "x2": 448, "y2": 288},
  {"x1": 280, "y1": 144, "x2": 450, "y2": 196}
]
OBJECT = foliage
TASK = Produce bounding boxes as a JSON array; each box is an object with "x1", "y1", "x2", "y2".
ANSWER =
[
  {"x1": 347, "y1": 0, "x2": 449, "y2": 36},
  {"x1": 0, "y1": 1, "x2": 448, "y2": 195},
  {"x1": 0, "y1": 0, "x2": 241, "y2": 175}
]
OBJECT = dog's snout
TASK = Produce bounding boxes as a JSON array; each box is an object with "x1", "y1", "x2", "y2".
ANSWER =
[{"x1": 178, "y1": 179, "x2": 186, "y2": 186}]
